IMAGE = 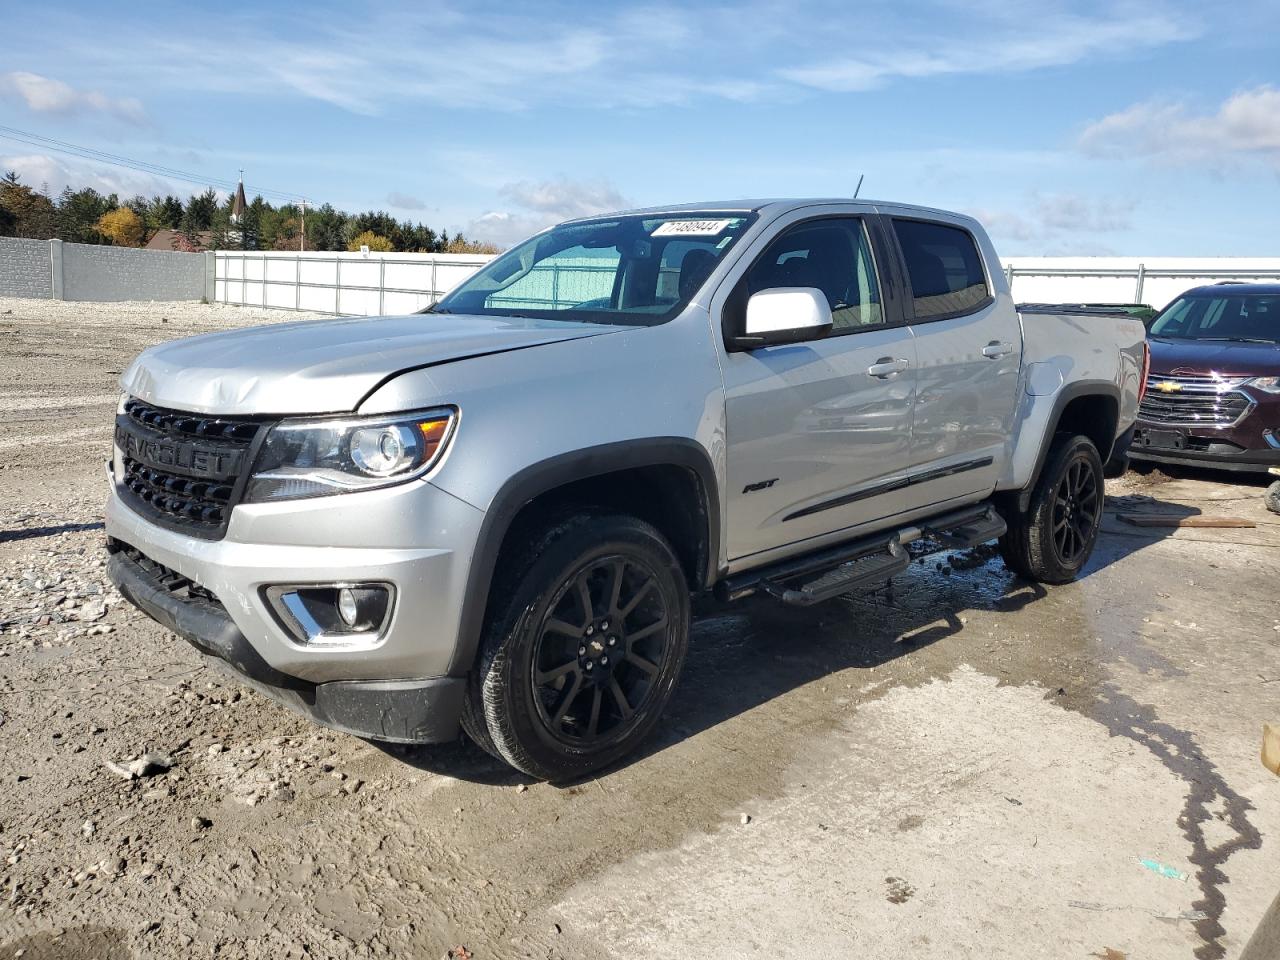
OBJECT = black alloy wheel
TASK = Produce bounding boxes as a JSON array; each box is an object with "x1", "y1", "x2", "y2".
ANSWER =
[
  {"x1": 531, "y1": 555, "x2": 673, "y2": 744},
  {"x1": 1050, "y1": 456, "x2": 1100, "y2": 564},
  {"x1": 461, "y1": 512, "x2": 691, "y2": 781},
  {"x1": 998, "y1": 433, "x2": 1105, "y2": 585}
]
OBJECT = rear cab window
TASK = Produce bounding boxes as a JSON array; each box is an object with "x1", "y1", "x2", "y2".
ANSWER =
[{"x1": 892, "y1": 219, "x2": 991, "y2": 321}]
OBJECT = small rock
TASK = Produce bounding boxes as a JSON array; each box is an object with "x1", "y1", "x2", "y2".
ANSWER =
[
  {"x1": 81, "y1": 820, "x2": 95, "y2": 838},
  {"x1": 516, "y1": 783, "x2": 528, "y2": 794},
  {"x1": 550, "y1": 923, "x2": 562, "y2": 935},
  {"x1": 77, "y1": 599, "x2": 107, "y2": 622},
  {"x1": 740, "y1": 813, "x2": 752, "y2": 825},
  {"x1": 190, "y1": 816, "x2": 212, "y2": 831}
]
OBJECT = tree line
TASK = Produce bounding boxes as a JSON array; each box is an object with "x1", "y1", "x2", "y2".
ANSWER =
[{"x1": 0, "y1": 172, "x2": 498, "y2": 253}]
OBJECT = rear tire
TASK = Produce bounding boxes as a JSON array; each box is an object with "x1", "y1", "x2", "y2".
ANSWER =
[
  {"x1": 1000, "y1": 434, "x2": 1104, "y2": 584},
  {"x1": 461, "y1": 512, "x2": 690, "y2": 782}
]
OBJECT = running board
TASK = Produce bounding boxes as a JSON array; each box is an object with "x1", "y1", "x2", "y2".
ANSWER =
[
  {"x1": 717, "y1": 502, "x2": 1004, "y2": 606},
  {"x1": 920, "y1": 508, "x2": 1006, "y2": 551},
  {"x1": 760, "y1": 539, "x2": 909, "y2": 606}
]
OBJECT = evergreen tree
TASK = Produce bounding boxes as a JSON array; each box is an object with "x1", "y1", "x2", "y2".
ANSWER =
[
  {"x1": 152, "y1": 195, "x2": 184, "y2": 230},
  {"x1": 57, "y1": 187, "x2": 115, "y2": 243}
]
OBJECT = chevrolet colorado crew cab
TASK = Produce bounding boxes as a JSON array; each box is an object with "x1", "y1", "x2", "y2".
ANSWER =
[{"x1": 106, "y1": 199, "x2": 1147, "y2": 780}]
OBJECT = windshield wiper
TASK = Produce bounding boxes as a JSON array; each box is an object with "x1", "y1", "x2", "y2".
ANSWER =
[{"x1": 1196, "y1": 336, "x2": 1277, "y2": 344}]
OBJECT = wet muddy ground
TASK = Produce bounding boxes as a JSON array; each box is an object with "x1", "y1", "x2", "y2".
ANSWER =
[{"x1": 1, "y1": 297, "x2": 1279, "y2": 959}]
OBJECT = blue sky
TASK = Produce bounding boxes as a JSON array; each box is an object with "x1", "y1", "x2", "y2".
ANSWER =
[{"x1": 1, "y1": 0, "x2": 1277, "y2": 254}]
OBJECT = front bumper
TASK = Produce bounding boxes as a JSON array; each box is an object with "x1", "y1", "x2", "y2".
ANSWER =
[
  {"x1": 105, "y1": 465, "x2": 486, "y2": 743},
  {"x1": 107, "y1": 542, "x2": 465, "y2": 742},
  {"x1": 1130, "y1": 425, "x2": 1280, "y2": 473}
]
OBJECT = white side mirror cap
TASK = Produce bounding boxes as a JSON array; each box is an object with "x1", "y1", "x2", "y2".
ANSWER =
[{"x1": 742, "y1": 287, "x2": 833, "y2": 347}]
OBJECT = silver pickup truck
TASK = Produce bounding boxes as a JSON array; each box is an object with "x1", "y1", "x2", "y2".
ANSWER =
[{"x1": 107, "y1": 199, "x2": 1148, "y2": 780}]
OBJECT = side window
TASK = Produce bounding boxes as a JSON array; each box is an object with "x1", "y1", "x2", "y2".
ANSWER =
[
  {"x1": 892, "y1": 219, "x2": 990, "y2": 320},
  {"x1": 745, "y1": 218, "x2": 884, "y2": 332}
]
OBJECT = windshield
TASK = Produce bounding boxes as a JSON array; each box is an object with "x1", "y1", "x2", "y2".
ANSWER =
[
  {"x1": 429, "y1": 212, "x2": 758, "y2": 325},
  {"x1": 1149, "y1": 293, "x2": 1280, "y2": 344}
]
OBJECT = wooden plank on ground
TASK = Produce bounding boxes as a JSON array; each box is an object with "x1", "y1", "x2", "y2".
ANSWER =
[{"x1": 1118, "y1": 514, "x2": 1255, "y2": 528}]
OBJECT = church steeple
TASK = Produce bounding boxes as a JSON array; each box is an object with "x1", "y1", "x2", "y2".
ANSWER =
[{"x1": 230, "y1": 169, "x2": 247, "y2": 225}]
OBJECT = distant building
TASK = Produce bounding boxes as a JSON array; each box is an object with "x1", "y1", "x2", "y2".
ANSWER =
[
  {"x1": 229, "y1": 175, "x2": 247, "y2": 227},
  {"x1": 145, "y1": 229, "x2": 214, "y2": 252}
]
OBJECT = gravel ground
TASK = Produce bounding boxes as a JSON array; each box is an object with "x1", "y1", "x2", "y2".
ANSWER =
[{"x1": 1, "y1": 297, "x2": 1279, "y2": 960}]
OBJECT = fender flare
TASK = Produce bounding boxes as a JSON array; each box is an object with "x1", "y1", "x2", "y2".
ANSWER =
[
  {"x1": 445, "y1": 437, "x2": 720, "y2": 676},
  {"x1": 1016, "y1": 380, "x2": 1121, "y2": 512}
]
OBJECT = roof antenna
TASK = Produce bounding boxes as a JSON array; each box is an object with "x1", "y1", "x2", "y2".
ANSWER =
[{"x1": 854, "y1": 174, "x2": 864, "y2": 199}]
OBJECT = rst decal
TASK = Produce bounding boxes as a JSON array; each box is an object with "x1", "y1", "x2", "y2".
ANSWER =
[{"x1": 742, "y1": 478, "x2": 778, "y2": 494}]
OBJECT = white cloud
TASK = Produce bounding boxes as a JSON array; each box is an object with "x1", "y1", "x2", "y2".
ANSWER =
[
  {"x1": 778, "y1": 3, "x2": 1197, "y2": 92},
  {"x1": 6, "y1": 2, "x2": 1203, "y2": 117},
  {"x1": 499, "y1": 179, "x2": 631, "y2": 219},
  {"x1": 967, "y1": 192, "x2": 1134, "y2": 254},
  {"x1": 0, "y1": 152, "x2": 207, "y2": 200},
  {"x1": 466, "y1": 178, "x2": 633, "y2": 246},
  {"x1": 386, "y1": 191, "x2": 427, "y2": 210},
  {"x1": 1079, "y1": 85, "x2": 1280, "y2": 169},
  {"x1": 0, "y1": 71, "x2": 146, "y2": 124}
]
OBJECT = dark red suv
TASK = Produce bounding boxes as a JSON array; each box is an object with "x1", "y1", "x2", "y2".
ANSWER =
[{"x1": 1131, "y1": 283, "x2": 1280, "y2": 473}]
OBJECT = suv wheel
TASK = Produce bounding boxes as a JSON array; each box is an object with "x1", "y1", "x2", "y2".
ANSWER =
[
  {"x1": 1000, "y1": 433, "x2": 1104, "y2": 584},
  {"x1": 461, "y1": 513, "x2": 690, "y2": 781}
]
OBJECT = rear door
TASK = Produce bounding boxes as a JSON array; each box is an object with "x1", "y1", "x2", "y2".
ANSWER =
[
  {"x1": 717, "y1": 209, "x2": 919, "y2": 561},
  {"x1": 887, "y1": 215, "x2": 1022, "y2": 503}
]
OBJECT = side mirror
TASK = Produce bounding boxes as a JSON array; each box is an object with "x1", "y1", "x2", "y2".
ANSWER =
[{"x1": 735, "y1": 287, "x2": 833, "y2": 350}]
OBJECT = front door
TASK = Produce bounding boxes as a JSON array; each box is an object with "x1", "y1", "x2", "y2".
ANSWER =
[{"x1": 721, "y1": 216, "x2": 918, "y2": 562}]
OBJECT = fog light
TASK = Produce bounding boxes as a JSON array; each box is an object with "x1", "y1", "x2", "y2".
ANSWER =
[
  {"x1": 264, "y1": 583, "x2": 394, "y2": 645},
  {"x1": 338, "y1": 587, "x2": 359, "y2": 626}
]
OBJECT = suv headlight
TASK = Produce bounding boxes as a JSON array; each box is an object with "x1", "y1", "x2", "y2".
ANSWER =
[
  {"x1": 245, "y1": 408, "x2": 456, "y2": 502},
  {"x1": 1247, "y1": 377, "x2": 1280, "y2": 394}
]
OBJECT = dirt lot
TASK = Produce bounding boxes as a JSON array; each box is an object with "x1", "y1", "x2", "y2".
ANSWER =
[{"x1": 1, "y1": 296, "x2": 1279, "y2": 960}]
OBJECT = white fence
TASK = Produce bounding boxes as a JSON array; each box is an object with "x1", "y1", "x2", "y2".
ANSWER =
[
  {"x1": 1002, "y1": 257, "x2": 1280, "y2": 310},
  {"x1": 213, "y1": 251, "x2": 491, "y2": 316},
  {"x1": 213, "y1": 251, "x2": 1280, "y2": 317}
]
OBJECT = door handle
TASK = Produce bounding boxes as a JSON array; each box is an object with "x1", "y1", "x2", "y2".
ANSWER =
[
  {"x1": 868, "y1": 357, "x2": 910, "y2": 378},
  {"x1": 982, "y1": 341, "x2": 1014, "y2": 359}
]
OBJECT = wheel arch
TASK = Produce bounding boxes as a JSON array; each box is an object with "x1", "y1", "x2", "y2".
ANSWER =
[
  {"x1": 446, "y1": 438, "x2": 720, "y2": 676},
  {"x1": 1010, "y1": 382, "x2": 1120, "y2": 513}
]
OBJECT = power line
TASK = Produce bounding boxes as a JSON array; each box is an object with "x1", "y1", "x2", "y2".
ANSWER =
[{"x1": 0, "y1": 123, "x2": 307, "y2": 204}]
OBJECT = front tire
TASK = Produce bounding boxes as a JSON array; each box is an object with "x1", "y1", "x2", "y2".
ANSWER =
[
  {"x1": 1000, "y1": 433, "x2": 1104, "y2": 584},
  {"x1": 461, "y1": 512, "x2": 690, "y2": 781}
]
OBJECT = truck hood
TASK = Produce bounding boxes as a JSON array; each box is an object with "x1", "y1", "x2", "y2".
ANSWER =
[
  {"x1": 1148, "y1": 336, "x2": 1280, "y2": 378},
  {"x1": 120, "y1": 313, "x2": 621, "y2": 415}
]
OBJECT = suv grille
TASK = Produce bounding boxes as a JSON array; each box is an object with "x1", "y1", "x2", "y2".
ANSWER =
[
  {"x1": 114, "y1": 399, "x2": 268, "y2": 539},
  {"x1": 1139, "y1": 373, "x2": 1254, "y2": 427}
]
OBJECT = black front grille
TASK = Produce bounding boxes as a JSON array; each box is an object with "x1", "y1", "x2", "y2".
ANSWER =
[
  {"x1": 115, "y1": 399, "x2": 268, "y2": 539},
  {"x1": 107, "y1": 538, "x2": 223, "y2": 606}
]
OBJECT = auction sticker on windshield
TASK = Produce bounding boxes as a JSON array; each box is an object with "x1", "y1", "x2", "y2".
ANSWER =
[{"x1": 652, "y1": 219, "x2": 737, "y2": 237}]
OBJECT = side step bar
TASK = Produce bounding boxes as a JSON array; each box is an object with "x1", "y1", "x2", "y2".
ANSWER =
[{"x1": 717, "y1": 502, "x2": 1006, "y2": 607}]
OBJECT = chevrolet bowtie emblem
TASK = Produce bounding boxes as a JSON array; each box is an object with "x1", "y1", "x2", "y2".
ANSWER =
[{"x1": 1155, "y1": 381, "x2": 1182, "y2": 393}]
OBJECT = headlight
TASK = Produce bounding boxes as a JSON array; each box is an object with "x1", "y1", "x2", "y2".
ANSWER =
[
  {"x1": 244, "y1": 408, "x2": 456, "y2": 502},
  {"x1": 1248, "y1": 377, "x2": 1280, "y2": 394}
]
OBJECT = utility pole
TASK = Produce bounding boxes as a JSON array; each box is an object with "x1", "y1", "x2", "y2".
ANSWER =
[{"x1": 300, "y1": 198, "x2": 307, "y2": 252}]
